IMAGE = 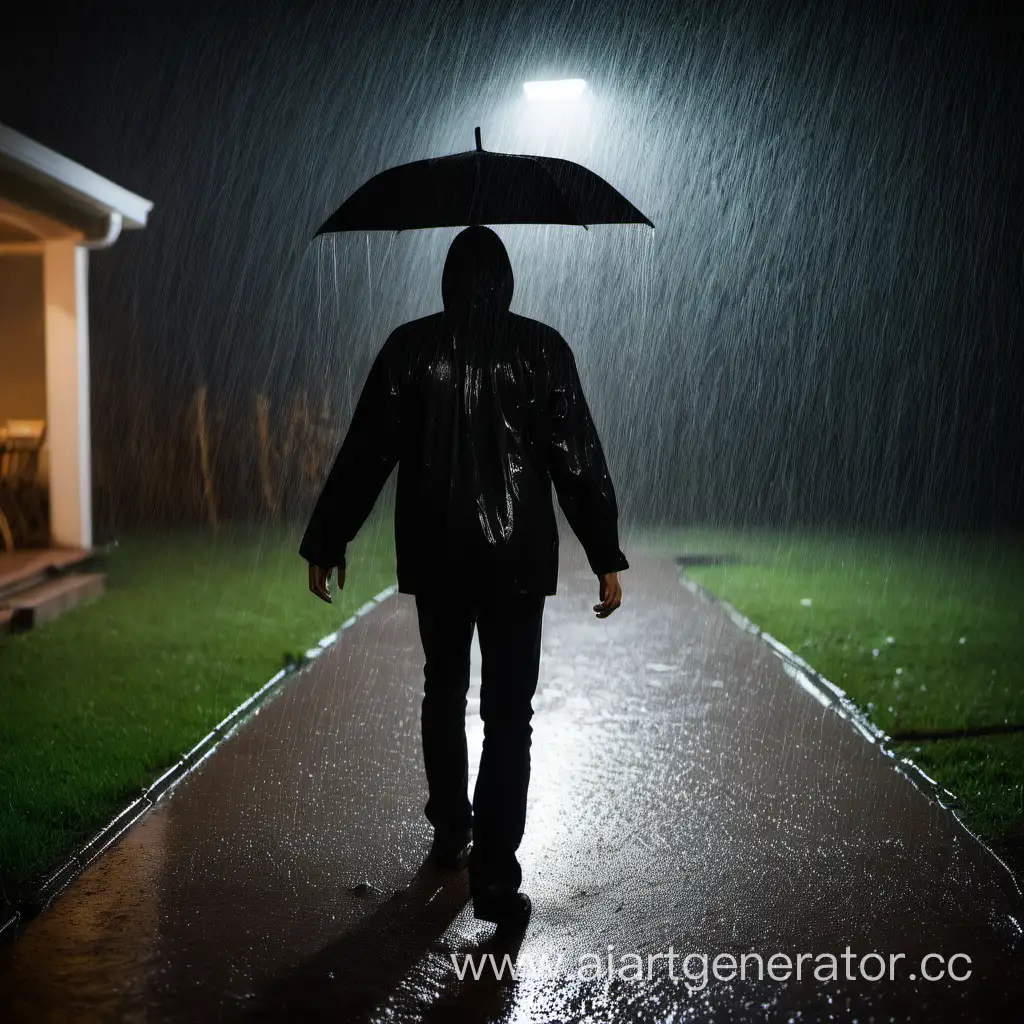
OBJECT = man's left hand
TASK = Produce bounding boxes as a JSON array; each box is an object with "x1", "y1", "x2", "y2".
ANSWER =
[{"x1": 308, "y1": 564, "x2": 343, "y2": 603}]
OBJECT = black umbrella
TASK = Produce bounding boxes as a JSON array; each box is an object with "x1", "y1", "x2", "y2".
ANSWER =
[{"x1": 314, "y1": 128, "x2": 654, "y2": 235}]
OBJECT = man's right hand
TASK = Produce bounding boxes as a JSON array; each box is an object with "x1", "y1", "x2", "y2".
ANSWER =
[{"x1": 593, "y1": 572, "x2": 622, "y2": 618}]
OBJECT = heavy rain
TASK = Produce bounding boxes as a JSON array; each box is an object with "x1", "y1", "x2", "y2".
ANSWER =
[{"x1": 0, "y1": 0, "x2": 1021, "y2": 1020}]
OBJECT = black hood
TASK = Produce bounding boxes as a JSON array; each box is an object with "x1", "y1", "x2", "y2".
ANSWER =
[{"x1": 441, "y1": 226, "x2": 514, "y2": 316}]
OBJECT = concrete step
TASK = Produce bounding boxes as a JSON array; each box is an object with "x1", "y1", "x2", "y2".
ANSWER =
[
  {"x1": 0, "y1": 549, "x2": 92, "y2": 604},
  {"x1": 5, "y1": 573, "x2": 105, "y2": 630}
]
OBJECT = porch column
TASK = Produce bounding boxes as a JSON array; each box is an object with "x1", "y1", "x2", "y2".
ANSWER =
[{"x1": 43, "y1": 239, "x2": 92, "y2": 550}]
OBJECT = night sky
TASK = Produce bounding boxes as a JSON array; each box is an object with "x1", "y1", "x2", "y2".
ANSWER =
[{"x1": 1, "y1": 0, "x2": 1021, "y2": 534}]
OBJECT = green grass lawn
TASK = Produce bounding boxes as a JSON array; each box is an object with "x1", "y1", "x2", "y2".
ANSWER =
[
  {"x1": 632, "y1": 527, "x2": 1024, "y2": 866},
  {"x1": 0, "y1": 516, "x2": 397, "y2": 894}
]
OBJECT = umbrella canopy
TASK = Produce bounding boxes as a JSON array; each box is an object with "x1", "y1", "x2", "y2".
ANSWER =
[{"x1": 314, "y1": 128, "x2": 654, "y2": 235}]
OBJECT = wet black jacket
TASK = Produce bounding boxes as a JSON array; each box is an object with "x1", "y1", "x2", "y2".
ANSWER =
[{"x1": 299, "y1": 226, "x2": 628, "y2": 597}]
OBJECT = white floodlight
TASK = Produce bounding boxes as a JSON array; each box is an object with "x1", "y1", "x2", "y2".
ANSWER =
[{"x1": 523, "y1": 79, "x2": 587, "y2": 102}]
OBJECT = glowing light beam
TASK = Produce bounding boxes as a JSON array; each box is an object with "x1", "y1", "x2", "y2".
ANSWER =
[{"x1": 523, "y1": 79, "x2": 587, "y2": 102}]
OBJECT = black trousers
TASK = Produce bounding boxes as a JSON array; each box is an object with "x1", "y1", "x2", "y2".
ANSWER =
[{"x1": 414, "y1": 589, "x2": 545, "y2": 894}]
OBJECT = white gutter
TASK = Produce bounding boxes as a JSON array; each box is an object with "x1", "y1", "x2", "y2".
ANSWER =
[
  {"x1": 0, "y1": 122, "x2": 152, "y2": 237},
  {"x1": 83, "y1": 211, "x2": 123, "y2": 250}
]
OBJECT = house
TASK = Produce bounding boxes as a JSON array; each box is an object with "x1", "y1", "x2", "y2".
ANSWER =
[{"x1": 0, "y1": 122, "x2": 152, "y2": 629}]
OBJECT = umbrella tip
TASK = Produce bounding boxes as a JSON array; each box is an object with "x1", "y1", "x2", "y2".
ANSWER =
[{"x1": 475, "y1": 126, "x2": 483, "y2": 151}]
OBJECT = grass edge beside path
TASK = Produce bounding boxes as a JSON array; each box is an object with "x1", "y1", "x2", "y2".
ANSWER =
[
  {"x1": 631, "y1": 526, "x2": 1024, "y2": 877},
  {"x1": 0, "y1": 519, "x2": 397, "y2": 894}
]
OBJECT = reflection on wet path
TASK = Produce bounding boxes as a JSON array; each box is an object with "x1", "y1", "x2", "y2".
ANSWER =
[{"x1": 1, "y1": 550, "x2": 1020, "y2": 1021}]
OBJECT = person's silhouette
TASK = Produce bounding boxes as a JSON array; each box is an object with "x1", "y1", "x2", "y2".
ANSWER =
[{"x1": 301, "y1": 225, "x2": 628, "y2": 930}]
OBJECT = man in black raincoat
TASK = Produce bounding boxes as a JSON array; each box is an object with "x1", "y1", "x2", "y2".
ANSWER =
[{"x1": 300, "y1": 226, "x2": 628, "y2": 930}]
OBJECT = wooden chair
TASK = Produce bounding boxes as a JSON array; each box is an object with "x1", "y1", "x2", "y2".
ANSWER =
[{"x1": 0, "y1": 420, "x2": 48, "y2": 550}]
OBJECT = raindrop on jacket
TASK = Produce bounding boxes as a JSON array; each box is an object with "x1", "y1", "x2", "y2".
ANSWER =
[{"x1": 299, "y1": 226, "x2": 628, "y2": 596}]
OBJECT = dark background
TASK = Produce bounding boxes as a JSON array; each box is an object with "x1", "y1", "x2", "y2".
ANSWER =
[{"x1": 1, "y1": 0, "x2": 1021, "y2": 535}]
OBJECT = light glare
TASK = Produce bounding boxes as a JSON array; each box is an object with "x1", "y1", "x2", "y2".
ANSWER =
[{"x1": 523, "y1": 79, "x2": 587, "y2": 102}]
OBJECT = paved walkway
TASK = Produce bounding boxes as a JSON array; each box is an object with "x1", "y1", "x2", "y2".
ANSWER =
[{"x1": 1, "y1": 548, "x2": 1021, "y2": 1022}]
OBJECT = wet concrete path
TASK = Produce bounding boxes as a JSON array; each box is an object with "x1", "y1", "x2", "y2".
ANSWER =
[{"x1": 1, "y1": 548, "x2": 1021, "y2": 1022}]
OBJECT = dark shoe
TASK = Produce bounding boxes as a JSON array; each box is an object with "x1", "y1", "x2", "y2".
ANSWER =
[
  {"x1": 473, "y1": 888, "x2": 532, "y2": 932},
  {"x1": 429, "y1": 829, "x2": 472, "y2": 870}
]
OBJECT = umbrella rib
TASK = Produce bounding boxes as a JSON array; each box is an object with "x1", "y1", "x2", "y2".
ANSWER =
[{"x1": 520, "y1": 155, "x2": 589, "y2": 228}]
